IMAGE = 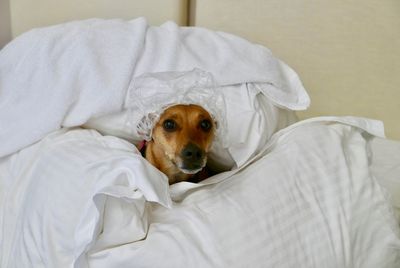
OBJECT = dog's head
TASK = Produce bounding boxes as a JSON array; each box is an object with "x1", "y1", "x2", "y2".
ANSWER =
[{"x1": 150, "y1": 104, "x2": 215, "y2": 183}]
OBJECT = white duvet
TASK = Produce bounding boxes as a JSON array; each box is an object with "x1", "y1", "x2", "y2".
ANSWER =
[
  {"x1": 1, "y1": 117, "x2": 399, "y2": 268},
  {"x1": 1, "y1": 17, "x2": 400, "y2": 268}
]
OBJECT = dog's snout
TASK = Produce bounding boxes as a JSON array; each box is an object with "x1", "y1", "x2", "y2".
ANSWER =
[{"x1": 181, "y1": 143, "x2": 204, "y2": 161}]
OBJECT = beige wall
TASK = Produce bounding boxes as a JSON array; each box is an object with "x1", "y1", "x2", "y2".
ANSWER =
[
  {"x1": 192, "y1": 0, "x2": 400, "y2": 140},
  {"x1": 0, "y1": 0, "x2": 11, "y2": 47},
  {"x1": 9, "y1": 0, "x2": 188, "y2": 38}
]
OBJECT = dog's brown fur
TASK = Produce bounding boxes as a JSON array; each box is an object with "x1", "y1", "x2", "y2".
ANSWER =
[{"x1": 144, "y1": 104, "x2": 215, "y2": 184}]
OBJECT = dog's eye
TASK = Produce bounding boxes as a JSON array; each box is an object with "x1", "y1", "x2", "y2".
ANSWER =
[
  {"x1": 163, "y1": 119, "x2": 177, "y2": 131},
  {"x1": 200, "y1": 119, "x2": 212, "y2": 132}
]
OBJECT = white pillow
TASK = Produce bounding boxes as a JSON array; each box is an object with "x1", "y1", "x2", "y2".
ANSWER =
[
  {"x1": 208, "y1": 83, "x2": 298, "y2": 171},
  {"x1": 84, "y1": 81, "x2": 298, "y2": 171}
]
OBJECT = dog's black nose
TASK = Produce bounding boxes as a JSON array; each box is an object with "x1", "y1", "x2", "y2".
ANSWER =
[{"x1": 181, "y1": 143, "x2": 204, "y2": 161}]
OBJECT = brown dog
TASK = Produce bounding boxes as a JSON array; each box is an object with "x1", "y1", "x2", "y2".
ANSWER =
[{"x1": 141, "y1": 104, "x2": 215, "y2": 184}]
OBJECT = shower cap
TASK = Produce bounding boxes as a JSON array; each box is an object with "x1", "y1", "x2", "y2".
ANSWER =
[{"x1": 126, "y1": 68, "x2": 227, "y2": 146}]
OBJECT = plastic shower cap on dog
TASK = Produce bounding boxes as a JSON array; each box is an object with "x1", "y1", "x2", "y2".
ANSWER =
[{"x1": 126, "y1": 68, "x2": 227, "y2": 145}]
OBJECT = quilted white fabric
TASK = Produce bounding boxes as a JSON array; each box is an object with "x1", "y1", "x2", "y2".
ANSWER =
[{"x1": 1, "y1": 118, "x2": 399, "y2": 268}]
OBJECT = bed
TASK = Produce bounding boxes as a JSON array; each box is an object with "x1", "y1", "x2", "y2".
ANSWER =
[{"x1": 1, "y1": 1, "x2": 400, "y2": 267}]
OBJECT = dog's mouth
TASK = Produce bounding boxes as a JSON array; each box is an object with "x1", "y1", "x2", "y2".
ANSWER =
[
  {"x1": 169, "y1": 155, "x2": 206, "y2": 175},
  {"x1": 179, "y1": 166, "x2": 204, "y2": 175}
]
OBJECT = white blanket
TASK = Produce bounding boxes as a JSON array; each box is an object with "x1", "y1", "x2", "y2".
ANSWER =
[
  {"x1": 0, "y1": 17, "x2": 308, "y2": 158},
  {"x1": 1, "y1": 18, "x2": 399, "y2": 268},
  {"x1": 0, "y1": 129, "x2": 172, "y2": 267},
  {"x1": 1, "y1": 118, "x2": 399, "y2": 268}
]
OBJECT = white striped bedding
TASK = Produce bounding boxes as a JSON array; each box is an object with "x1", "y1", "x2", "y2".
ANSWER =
[{"x1": 1, "y1": 118, "x2": 399, "y2": 267}]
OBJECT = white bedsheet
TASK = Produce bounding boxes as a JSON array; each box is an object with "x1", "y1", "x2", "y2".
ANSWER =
[
  {"x1": 1, "y1": 117, "x2": 399, "y2": 268},
  {"x1": 370, "y1": 137, "x2": 400, "y2": 221}
]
